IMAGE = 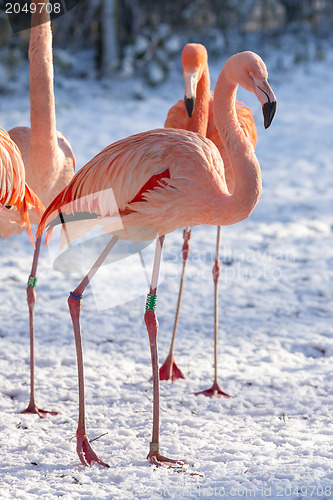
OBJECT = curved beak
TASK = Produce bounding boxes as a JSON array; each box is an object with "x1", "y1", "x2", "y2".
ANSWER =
[
  {"x1": 252, "y1": 77, "x2": 277, "y2": 129},
  {"x1": 183, "y1": 70, "x2": 199, "y2": 118},
  {"x1": 262, "y1": 100, "x2": 277, "y2": 129},
  {"x1": 184, "y1": 96, "x2": 195, "y2": 118}
]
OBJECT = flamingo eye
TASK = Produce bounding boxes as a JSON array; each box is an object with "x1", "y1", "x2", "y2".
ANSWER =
[{"x1": 249, "y1": 71, "x2": 254, "y2": 77}]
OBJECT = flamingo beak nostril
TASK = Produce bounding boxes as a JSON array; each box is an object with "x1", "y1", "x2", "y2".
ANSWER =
[
  {"x1": 184, "y1": 96, "x2": 196, "y2": 118},
  {"x1": 262, "y1": 100, "x2": 277, "y2": 129}
]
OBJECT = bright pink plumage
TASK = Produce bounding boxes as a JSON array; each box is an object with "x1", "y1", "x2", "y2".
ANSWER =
[
  {"x1": 0, "y1": 127, "x2": 44, "y2": 243},
  {"x1": 38, "y1": 128, "x2": 229, "y2": 244},
  {"x1": 30, "y1": 51, "x2": 276, "y2": 467}
]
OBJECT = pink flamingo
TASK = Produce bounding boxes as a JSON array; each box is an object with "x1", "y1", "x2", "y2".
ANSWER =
[
  {"x1": 0, "y1": 127, "x2": 44, "y2": 241},
  {"x1": 2, "y1": 2, "x2": 74, "y2": 238},
  {"x1": 160, "y1": 43, "x2": 257, "y2": 398},
  {"x1": 3, "y1": 2, "x2": 75, "y2": 417},
  {"x1": 30, "y1": 51, "x2": 276, "y2": 467}
]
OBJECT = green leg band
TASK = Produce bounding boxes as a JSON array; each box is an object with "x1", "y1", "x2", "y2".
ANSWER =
[
  {"x1": 146, "y1": 294, "x2": 157, "y2": 311},
  {"x1": 27, "y1": 276, "x2": 37, "y2": 287}
]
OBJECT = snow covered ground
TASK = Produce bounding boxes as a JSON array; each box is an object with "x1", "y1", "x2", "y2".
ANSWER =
[{"x1": 0, "y1": 46, "x2": 333, "y2": 500}]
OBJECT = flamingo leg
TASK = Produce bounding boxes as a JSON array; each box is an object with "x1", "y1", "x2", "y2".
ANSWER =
[
  {"x1": 195, "y1": 226, "x2": 230, "y2": 398},
  {"x1": 68, "y1": 235, "x2": 119, "y2": 467},
  {"x1": 145, "y1": 236, "x2": 186, "y2": 466},
  {"x1": 22, "y1": 234, "x2": 58, "y2": 418},
  {"x1": 159, "y1": 228, "x2": 190, "y2": 381}
]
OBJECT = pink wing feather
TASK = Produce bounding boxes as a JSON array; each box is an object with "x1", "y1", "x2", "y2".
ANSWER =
[
  {"x1": 0, "y1": 127, "x2": 44, "y2": 243},
  {"x1": 164, "y1": 99, "x2": 188, "y2": 130}
]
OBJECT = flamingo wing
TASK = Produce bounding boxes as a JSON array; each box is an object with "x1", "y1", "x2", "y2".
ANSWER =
[
  {"x1": 40, "y1": 129, "x2": 175, "y2": 226},
  {"x1": 164, "y1": 99, "x2": 188, "y2": 130},
  {"x1": 57, "y1": 131, "x2": 75, "y2": 171},
  {"x1": 0, "y1": 127, "x2": 44, "y2": 243},
  {"x1": 0, "y1": 126, "x2": 25, "y2": 208},
  {"x1": 235, "y1": 102, "x2": 257, "y2": 147}
]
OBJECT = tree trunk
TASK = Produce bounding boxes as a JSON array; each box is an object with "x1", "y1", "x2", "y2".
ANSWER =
[{"x1": 101, "y1": 0, "x2": 118, "y2": 78}]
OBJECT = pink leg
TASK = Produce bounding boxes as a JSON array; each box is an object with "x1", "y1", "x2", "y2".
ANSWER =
[
  {"x1": 68, "y1": 236, "x2": 119, "y2": 467},
  {"x1": 195, "y1": 227, "x2": 230, "y2": 398},
  {"x1": 22, "y1": 234, "x2": 58, "y2": 418},
  {"x1": 146, "y1": 236, "x2": 186, "y2": 466},
  {"x1": 159, "y1": 228, "x2": 190, "y2": 381}
]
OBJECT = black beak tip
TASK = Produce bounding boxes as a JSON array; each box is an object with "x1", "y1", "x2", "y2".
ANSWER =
[
  {"x1": 263, "y1": 101, "x2": 277, "y2": 129},
  {"x1": 184, "y1": 96, "x2": 195, "y2": 118}
]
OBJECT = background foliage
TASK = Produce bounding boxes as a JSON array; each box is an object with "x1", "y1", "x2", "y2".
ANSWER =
[{"x1": 0, "y1": 0, "x2": 332, "y2": 87}]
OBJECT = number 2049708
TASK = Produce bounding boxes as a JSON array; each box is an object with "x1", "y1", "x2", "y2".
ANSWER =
[
  {"x1": 277, "y1": 486, "x2": 331, "y2": 497},
  {"x1": 5, "y1": 3, "x2": 62, "y2": 14}
]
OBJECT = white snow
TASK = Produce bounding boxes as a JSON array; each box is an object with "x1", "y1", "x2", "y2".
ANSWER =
[{"x1": 0, "y1": 47, "x2": 333, "y2": 500}]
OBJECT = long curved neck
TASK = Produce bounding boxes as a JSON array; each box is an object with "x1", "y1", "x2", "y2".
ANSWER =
[
  {"x1": 213, "y1": 67, "x2": 262, "y2": 224},
  {"x1": 186, "y1": 66, "x2": 210, "y2": 136},
  {"x1": 29, "y1": 2, "x2": 59, "y2": 176}
]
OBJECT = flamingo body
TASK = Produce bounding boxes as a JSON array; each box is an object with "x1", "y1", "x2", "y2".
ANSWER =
[
  {"x1": 39, "y1": 128, "x2": 234, "y2": 243},
  {"x1": 8, "y1": 126, "x2": 75, "y2": 210}
]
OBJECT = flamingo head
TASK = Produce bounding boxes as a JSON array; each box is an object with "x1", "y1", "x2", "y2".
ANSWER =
[
  {"x1": 182, "y1": 43, "x2": 208, "y2": 118},
  {"x1": 227, "y1": 51, "x2": 277, "y2": 128}
]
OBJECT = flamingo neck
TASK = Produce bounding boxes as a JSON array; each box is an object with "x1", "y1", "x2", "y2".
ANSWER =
[
  {"x1": 29, "y1": 2, "x2": 60, "y2": 180},
  {"x1": 186, "y1": 66, "x2": 210, "y2": 136},
  {"x1": 213, "y1": 68, "x2": 262, "y2": 224}
]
